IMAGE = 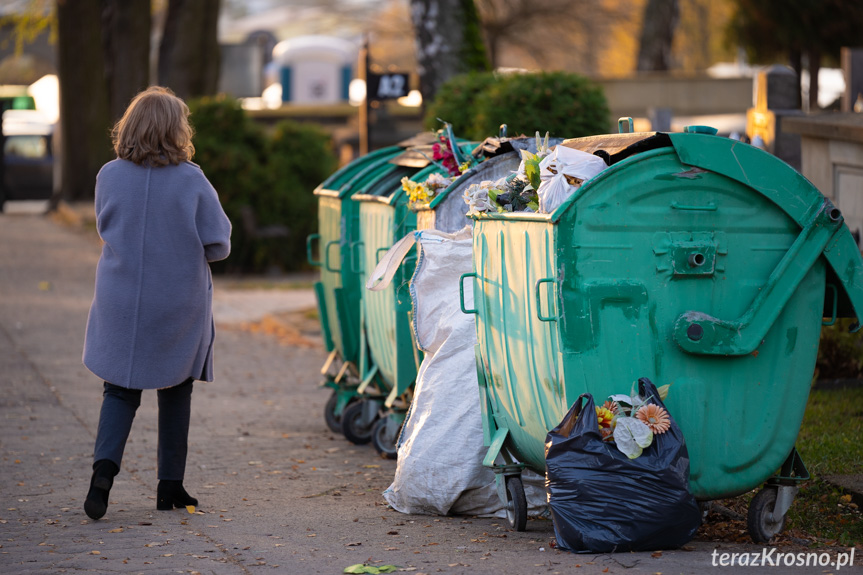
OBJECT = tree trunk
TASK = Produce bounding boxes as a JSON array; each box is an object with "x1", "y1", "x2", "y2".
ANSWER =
[
  {"x1": 807, "y1": 47, "x2": 821, "y2": 111},
  {"x1": 102, "y1": 0, "x2": 151, "y2": 122},
  {"x1": 158, "y1": 0, "x2": 221, "y2": 101},
  {"x1": 636, "y1": 0, "x2": 680, "y2": 72},
  {"x1": 789, "y1": 48, "x2": 803, "y2": 110},
  {"x1": 55, "y1": 0, "x2": 113, "y2": 204},
  {"x1": 411, "y1": 0, "x2": 488, "y2": 104}
]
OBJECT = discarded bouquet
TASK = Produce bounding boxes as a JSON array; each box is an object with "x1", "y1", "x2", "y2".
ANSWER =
[
  {"x1": 597, "y1": 383, "x2": 671, "y2": 459},
  {"x1": 402, "y1": 172, "x2": 453, "y2": 209},
  {"x1": 463, "y1": 131, "x2": 554, "y2": 215}
]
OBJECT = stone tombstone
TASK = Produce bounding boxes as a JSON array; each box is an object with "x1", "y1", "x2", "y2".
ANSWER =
[
  {"x1": 273, "y1": 35, "x2": 356, "y2": 105},
  {"x1": 218, "y1": 43, "x2": 265, "y2": 99},
  {"x1": 746, "y1": 65, "x2": 802, "y2": 170},
  {"x1": 647, "y1": 107, "x2": 672, "y2": 132},
  {"x1": 841, "y1": 47, "x2": 863, "y2": 113},
  {"x1": 784, "y1": 114, "x2": 863, "y2": 243}
]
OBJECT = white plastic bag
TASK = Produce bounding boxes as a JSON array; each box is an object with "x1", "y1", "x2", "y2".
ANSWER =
[
  {"x1": 536, "y1": 145, "x2": 607, "y2": 213},
  {"x1": 372, "y1": 227, "x2": 546, "y2": 517}
]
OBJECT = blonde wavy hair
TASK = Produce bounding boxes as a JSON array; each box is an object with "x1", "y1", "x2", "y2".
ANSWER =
[{"x1": 112, "y1": 86, "x2": 195, "y2": 166}]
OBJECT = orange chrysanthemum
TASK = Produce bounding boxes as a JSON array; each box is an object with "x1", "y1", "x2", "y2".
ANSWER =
[
  {"x1": 595, "y1": 406, "x2": 615, "y2": 429},
  {"x1": 636, "y1": 404, "x2": 670, "y2": 434},
  {"x1": 602, "y1": 400, "x2": 619, "y2": 415}
]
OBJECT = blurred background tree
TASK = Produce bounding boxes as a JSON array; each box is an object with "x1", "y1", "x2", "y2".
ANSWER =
[
  {"x1": 52, "y1": 0, "x2": 222, "y2": 204},
  {"x1": 726, "y1": 0, "x2": 863, "y2": 110},
  {"x1": 474, "y1": 0, "x2": 626, "y2": 77},
  {"x1": 636, "y1": 0, "x2": 679, "y2": 72},
  {"x1": 409, "y1": 0, "x2": 490, "y2": 104},
  {"x1": 158, "y1": 0, "x2": 220, "y2": 101}
]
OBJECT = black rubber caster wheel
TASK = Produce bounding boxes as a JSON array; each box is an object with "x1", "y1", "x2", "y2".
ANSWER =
[
  {"x1": 371, "y1": 417, "x2": 399, "y2": 460},
  {"x1": 505, "y1": 475, "x2": 527, "y2": 531},
  {"x1": 341, "y1": 400, "x2": 375, "y2": 445},
  {"x1": 323, "y1": 391, "x2": 343, "y2": 433},
  {"x1": 747, "y1": 487, "x2": 785, "y2": 543}
]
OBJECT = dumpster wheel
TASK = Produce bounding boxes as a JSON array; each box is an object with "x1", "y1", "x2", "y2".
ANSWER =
[
  {"x1": 371, "y1": 418, "x2": 399, "y2": 460},
  {"x1": 324, "y1": 391, "x2": 344, "y2": 434},
  {"x1": 505, "y1": 476, "x2": 528, "y2": 532},
  {"x1": 341, "y1": 400, "x2": 375, "y2": 445},
  {"x1": 747, "y1": 487, "x2": 786, "y2": 543}
]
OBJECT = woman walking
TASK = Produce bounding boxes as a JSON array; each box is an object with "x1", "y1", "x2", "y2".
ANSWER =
[{"x1": 82, "y1": 86, "x2": 231, "y2": 520}]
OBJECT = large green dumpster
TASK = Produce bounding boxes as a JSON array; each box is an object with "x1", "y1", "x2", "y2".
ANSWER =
[
  {"x1": 462, "y1": 128, "x2": 863, "y2": 540},
  {"x1": 307, "y1": 146, "x2": 409, "y2": 433},
  {"x1": 346, "y1": 142, "x2": 478, "y2": 457}
]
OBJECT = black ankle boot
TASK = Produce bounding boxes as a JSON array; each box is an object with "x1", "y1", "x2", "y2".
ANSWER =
[
  {"x1": 156, "y1": 480, "x2": 198, "y2": 510},
  {"x1": 84, "y1": 459, "x2": 119, "y2": 520}
]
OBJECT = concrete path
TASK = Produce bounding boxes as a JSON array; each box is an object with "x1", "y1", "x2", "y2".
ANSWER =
[{"x1": 0, "y1": 211, "x2": 858, "y2": 575}]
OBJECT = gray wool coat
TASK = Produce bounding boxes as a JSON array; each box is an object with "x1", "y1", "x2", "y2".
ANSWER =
[{"x1": 83, "y1": 159, "x2": 232, "y2": 390}]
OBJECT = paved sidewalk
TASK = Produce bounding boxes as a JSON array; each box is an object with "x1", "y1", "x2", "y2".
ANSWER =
[{"x1": 0, "y1": 211, "x2": 858, "y2": 575}]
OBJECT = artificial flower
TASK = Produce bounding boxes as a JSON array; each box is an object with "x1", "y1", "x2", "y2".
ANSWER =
[
  {"x1": 595, "y1": 406, "x2": 615, "y2": 429},
  {"x1": 601, "y1": 400, "x2": 619, "y2": 415},
  {"x1": 636, "y1": 403, "x2": 671, "y2": 435}
]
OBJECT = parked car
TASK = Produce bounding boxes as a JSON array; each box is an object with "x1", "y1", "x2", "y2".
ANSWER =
[{"x1": 0, "y1": 109, "x2": 54, "y2": 211}]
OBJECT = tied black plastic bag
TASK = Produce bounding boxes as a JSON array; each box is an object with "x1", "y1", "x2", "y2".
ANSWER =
[{"x1": 545, "y1": 377, "x2": 701, "y2": 553}]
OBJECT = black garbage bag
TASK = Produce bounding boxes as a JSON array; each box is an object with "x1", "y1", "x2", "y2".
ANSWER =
[{"x1": 545, "y1": 377, "x2": 701, "y2": 553}]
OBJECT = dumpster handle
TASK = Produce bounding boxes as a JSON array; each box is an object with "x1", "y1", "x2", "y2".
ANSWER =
[
  {"x1": 674, "y1": 200, "x2": 844, "y2": 356},
  {"x1": 822, "y1": 284, "x2": 838, "y2": 326},
  {"x1": 535, "y1": 277, "x2": 559, "y2": 322},
  {"x1": 671, "y1": 200, "x2": 717, "y2": 212},
  {"x1": 350, "y1": 241, "x2": 364, "y2": 274},
  {"x1": 460, "y1": 272, "x2": 478, "y2": 314},
  {"x1": 306, "y1": 234, "x2": 322, "y2": 267},
  {"x1": 324, "y1": 240, "x2": 340, "y2": 272}
]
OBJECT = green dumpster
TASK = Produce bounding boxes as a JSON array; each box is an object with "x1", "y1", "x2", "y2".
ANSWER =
[
  {"x1": 346, "y1": 142, "x2": 477, "y2": 457},
  {"x1": 461, "y1": 128, "x2": 863, "y2": 541},
  {"x1": 307, "y1": 145, "x2": 410, "y2": 434}
]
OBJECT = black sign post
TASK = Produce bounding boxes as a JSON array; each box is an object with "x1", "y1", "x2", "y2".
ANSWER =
[
  {"x1": 359, "y1": 36, "x2": 411, "y2": 155},
  {"x1": 367, "y1": 73, "x2": 410, "y2": 101}
]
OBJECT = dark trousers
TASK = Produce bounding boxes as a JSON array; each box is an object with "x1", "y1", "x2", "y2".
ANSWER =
[{"x1": 93, "y1": 378, "x2": 194, "y2": 481}]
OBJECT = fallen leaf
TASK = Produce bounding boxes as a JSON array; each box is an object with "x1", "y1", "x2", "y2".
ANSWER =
[
  {"x1": 90, "y1": 550, "x2": 101, "y2": 555},
  {"x1": 107, "y1": 528, "x2": 123, "y2": 533},
  {"x1": 651, "y1": 551, "x2": 662, "y2": 558},
  {"x1": 345, "y1": 541, "x2": 362, "y2": 546},
  {"x1": 186, "y1": 505, "x2": 196, "y2": 514}
]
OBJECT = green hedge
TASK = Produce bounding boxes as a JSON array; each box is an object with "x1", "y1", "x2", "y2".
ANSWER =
[
  {"x1": 188, "y1": 96, "x2": 337, "y2": 274},
  {"x1": 423, "y1": 72, "x2": 497, "y2": 137},
  {"x1": 425, "y1": 71, "x2": 610, "y2": 141}
]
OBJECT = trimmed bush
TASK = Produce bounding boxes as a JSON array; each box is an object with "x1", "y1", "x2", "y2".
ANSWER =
[
  {"x1": 188, "y1": 95, "x2": 336, "y2": 274},
  {"x1": 425, "y1": 71, "x2": 610, "y2": 141},
  {"x1": 816, "y1": 318, "x2": 863, "y2": 380},
  {"x1": 423, "y1": 71, "x2": 497, "y2": 138},
  {"x1": 267, "y1": 120, "x2": 338, "y2": 271},
  {"x1": 471, "y1": 71, "x2": 609, "y2": 140}
]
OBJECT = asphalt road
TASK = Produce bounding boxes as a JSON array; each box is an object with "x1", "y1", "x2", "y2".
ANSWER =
[{"x1": 0, "y1": 209, "x2": 858, "y2": 575}]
